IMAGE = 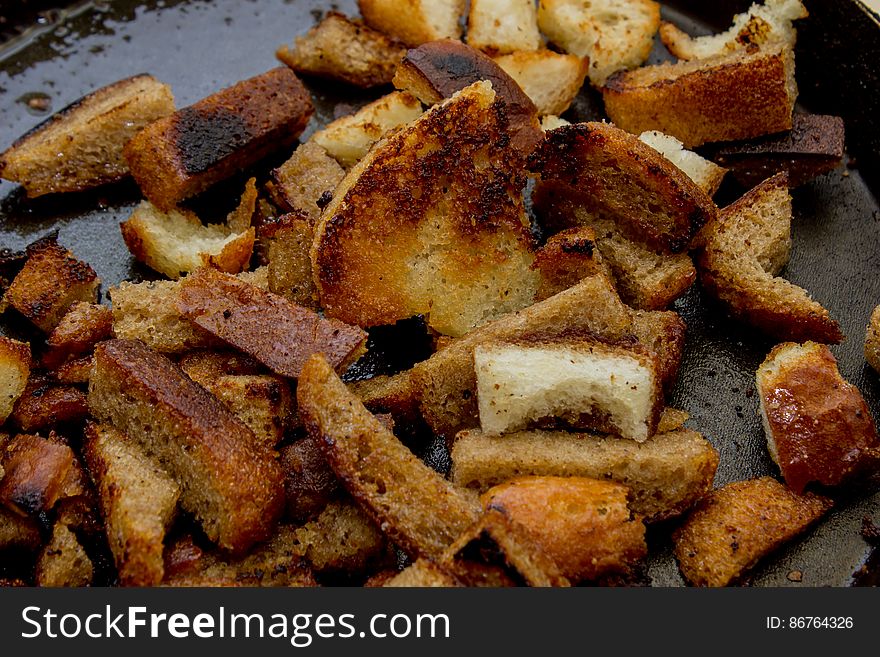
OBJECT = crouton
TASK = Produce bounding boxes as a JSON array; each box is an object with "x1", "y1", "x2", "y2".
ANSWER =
[
  {"x1": 603, "y1": 41, "x2": 797, "y2": 148},
  {"x1": 297, "y1": 354, "x2": 481, "y2": 559},
  {"x1": 36, "y1": 521, "x2": 93, "y2": 587},
  {"x1": 657, "y1": 407, "x2": 689, "y2": 433},
  {"x1": 177, "y1": 350, "x2": 263, "y2": 379},
  {"x1": 638, "y1": 131, "x2": 726, "y2": 197},
  {"x1": 42, "y1": 302, "x2": 112, "y2": 369},
  {"x1": 468, "y1": 0, "x2": 541, "y2": 54},
  {"x1": 537, "y1": 0, "x2": 660, "y2": 86},
  {"x1": 124, "y1": 67, "x2": 313, "y2": 211},
  {"x1": 11, "y1": 376, "x2": 89, "y2": 432},
  {"x1": 0, "y1": 337, "x2": 30, "y2": 424},
  {"x1": 0, "y1": 74, "x2": 174, "y2": 197},
  {"x1": 474, "y1": 338, "x2": 663, "y2": 441},
  {"x1": 358, "y1": 0, "x2": 465, "y2": 46},
  {"x1": 293, "y1": 499, "x2": 389, "y2": 573},
  {"x1": 347, "y1": 370, "x2": 422, "y2": 425},
  {"x1": 482, "y1": 476, "x2": 647, "y2": 582},
  {"x1": 311, "y1": 91, "x2": 424, "y2": 168},
  {"x1": 312, "y1": 81, "x2": 540, "y2": 337},
  {"x1": 0, "y1": 506, "x2": 41, "y2": 552},
  {"x1": 52, "y1": 356, "x2": 94, "y2": 385},
  {"x1": 83, "y1": 423, "x2": 180, "y2": 586},
  {"x1": 176, "y1": 267, "x2": 368, "y2": 378},
  {"x1": 89, "y1": 339, "x2": 285, "y2": 553},
  {"x1": 660, "y1": 0, "x2": 807, "y2": 61},
  {"x1": 673, "y1": 477, "x2": 831, "y2": 587},
  {"x1": 532, "y1": 226, "x2": 613, "y2": 301},
  {"x1": 541, "y1": 115, "x2": 570, "y2": 131},
  {"x1": 279, "y1": 438, "x2": 340, "y2": 522},
  {"x1": 630, "y1": 309, "x2": 687, "y2": 394},
  {"x1": 451, "y1": 424, "x2": 719, "y2": 522},
  {"x1": 225, "y1": 177, "x2": 258, "y2": 234},
  {"x1": 4, "y1": 234, "x2": 100, "y2": 333},
  {"x1": 262, "y1": 213, "x2": 319, "y2": 309},
  {"x1": 266, "y1": 142, "x2": 345, "y2": 223},
  {"x1": 494, "y1": 50, "x2": 588, "y2": 116},
  {"x1": 384, "y1": 559, "x2": 463, "y2": 587},
  {"x1": 698, "y1": 173, "x2": 842, "y2": 343},
  {"x1": 867, "y1": 306, "x2": 880, "y2": 374},
  {"x1": 757, "y1": 342, "x2": 880, "y2": 493}
]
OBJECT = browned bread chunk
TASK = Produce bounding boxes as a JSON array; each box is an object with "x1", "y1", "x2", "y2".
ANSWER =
[
  {"x1": 0, "y1": 506, "x2": 41, "y2": 551},
  {"x1": 42, "y1": 302, "x2": 112, "y2": 369},
  {"x1": 494, "y1": 50, "x2": 588, "y2": 117},
  {"x1": 0, "y1": 337, "x2": 30, "y2": 423},
  {"x1": 867, "y1": 305, "x2": 880, "y2": 373},
  {"x1": 359, "y1": 0, "x2": 465, "y2": 46},
  {"x1": 11, "y1": 375, "x2": 89, "y2": 432},
  {"x1": 53, "y1": 355, "x2": 94, "y2": 385},
  {"x1": 384, "y1": 559, "x2": 462, "y2": 587},
  {"x1": 347, "y1": 370, "x2": 422, "y2": 425},
  {"x1": 266, "y1": 143, "x2": 345, "y2": 223},
  {"x1": 36, "y1": 521, "x2": 93, "y2": 587},
  {"x1": 293, "y1": 499, "x2": 389, "y2": 573},
  {"x1": 467, "y1": 0, "x2": 541, "y2": 55},
  {"x1": 630, "y1": 309, "x2": 687, "y2": 394},
  {"x1": 262, "y1": 213, "x2": 319, "y2": 309},
  {"x1": 279, "y1": 438, "x2": 340, "y2": 522},
  {"x1": 532, "y1": 227, "x2": 614, "y2": 301}
]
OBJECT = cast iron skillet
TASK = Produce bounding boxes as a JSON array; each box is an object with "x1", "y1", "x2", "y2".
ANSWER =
[{"x1": 0, "y1": 0, "x2": 878, "y2": 586}]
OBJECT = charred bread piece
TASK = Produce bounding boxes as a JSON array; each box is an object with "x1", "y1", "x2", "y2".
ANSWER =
[
  {"x1": 660, "y1": 0, "x2": 807, "y2": 60},
  {"x1": 279, "y1": 438, "x2": 340, "y2": 522},
  {"x1": 276, "y1": 12, "x2": 406, "y2": 88},
  {"x1": 537, "y1": 0, "x2": 660, "y2": 86},
  {"x1": 638, "y1": 131, "x2": 727, "y2": 197},
  {"x1": 384, "y1": 559, "x2": 463, "y2": 587},
  {"x1": 867, "y1": 305, "x2": 880, "y2": 374},
  {"x1": 83, "y1": 423, "x2": 180, "y2": 586},
  {"x1": 673, "y1": 477, "x2": 831, "y2": 587},
  {"x1": 603, "y1": 41, "x2": 797, "y2": 148},
  {"x1": 530, "y1": 122, "x2": 717, "y2": 254},
  {"x1": 0, "y1": 74, "x2": 174, "y2": 197},
  {"x1": 42, "y1": 302, "x2": 112, "y2": 369},
  {"x1": 531, "y1": 226, "x2": 614, "y2": 302},
  {"x1": 89, "y1": 339, "x2": 285, "y2": 554},
  {"x1": 266, "y1": 142, "x2": 345, "y2": 223},
  {"x1": 297, "y1": 354, "x2": 481, "y2": 559},
  {"x1": 358, "y1": 0, "x2": 465, "y2": 46},
  {"x1": 494, "y1": 50, "x2": 588, "y2": 116},
  {"x1": 11, "y1": 375, "x2": 89, "y2": 432},
  {"x1": 312, "y1": 80, "x2": 541, "y2": 337},
  {"x1": 481, "y1": 476, "x2": 647, "y2": 583},
  {"x1": 262, "y1": 213, "x2": 319, "y2": 309},
  {"x1": 293, "y1": 499, "x2": 389, "y2": 573},
  {"x1": 698, "y1": 173, "x2": 842, "y2": 343},
  {"x1": 474, "y1": 338, "x2": 663, "y2": 442},
  {"x1": 710, "y1": 114, "x2": 845, "y2": 189},
  {"x1": 4, "y1": 234, "x2": 100, "y2": 333},
  {"x1": 451, "y1": 422, "x2": 719, "y2": 522},
  {"x1": 467, "y1": 0, "x2": 541, "y2": 54},
  {"x1": 0, "y1": 506, "x2": 41, "y2": 552},
  {"x1": 176, "y1": 267, "x2": 367, "y2": 378},
  {"x1": 757, "y1": 342, "x2": 880, "y2": 493},
  {"x1": 36, "y1": 521, "x2": 93, "y2": 587},
  {"x1": 0, "y1": 337, "x2": 30, "y2": 423},
  {"x1": 124, "y1": 67, "x2": 313, "y2": 210},
  {"x1": 311, "y1": 91, "x2": 424, "y2": 168}
]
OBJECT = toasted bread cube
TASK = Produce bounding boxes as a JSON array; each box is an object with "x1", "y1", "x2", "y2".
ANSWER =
[
  {"x1": 494, "y1": 50, "x2": 588, "y2": 116},
  {"x1": 84, "y1": 423, "x2": 180, "y2": 586},
  {"x1": 89, "y1": 339, "x2": 285, "y2": 553},
  {"x1": 468, "y1": 0, "x2": 541, "y2": 54},
  {"x1": 124, "y1": 67, "x2": 313, "y2": 211},
  {"x1": 660, "y1": 0, "x2": 807, "y2": 61},
  {"x1": 42, "y1": 302, "x2": 112, "y2": 369},
  {"x1": 603, "y1": 42, "x2": 797, "y2": 148},
  {"x1": 177, "y1": 350, "x2": 263, "y2": 379},
  {"x1": 537, "y1": 0, "x2": 660, "y2": 86},
  {"x1": 0, "y1": 74, "x2": 174, "y2": 197},
  {"x1": 11, "y1": 376, "x2": 89, "y2": 432},
  {"x1": 630, "y1": 309, "x2": 687, "y2": 394},
  {"x1": 481, "y1": 476, "x2": 647, "y2": 582},
  {"x1": 277, "y1": 12, "x2": 406, "y2": 88},
  {"x1": 347, "y1": 370, "x2": 422, "y2": 424},
  {"x1": 0, "y1": 506, "x2": 41, "y2": 551},
  {"x1": 638, "y1": 131, "x2": 727, "y2": 197},
  {"x1": 451, "y1": 423, "x2": 719, "y2": 522},
  {"x1": 474, "y1": 339, "x2": 663, "y2": 441},
  {"x1": 0, "y1": 433, "x2": 84, "y2": 517},
  {"x1": 4, "y1": 235, "x2": 100, "y2": 333},
  {"x1": 532, "y1": 226, "x2": 613, "y2": 301},
  {"x1": 867, "y1": 306, "x2": 880, "y2": 374},
  {"x1": 311, "y1": 91, "x2": 424, "y2": 168},
  {"x1": 266, "y1": 142, "x2": 345, "y2": 223},
  {"x1": 359, "y1": 0, "x2": 465, "y2": 46},
  {"x1": 36, "y1": 521, "x2": 94, "y2": 587},
  {"x1": 0, "y1": 337, "x2": 30, "y2": 423},
  {"x1": 698, "y1": 173, "x2": 842, "y2": 343},
  {"x1": 53, "y1": 356, "x2": 94, "y2": 385},
  {"x1": 384, "y1": 559, "x2": 462, "y2": 587},
  {"x1": 293, "y1": 499, "x2": 389, "y2": 573},
  {"x1": 758, "y1": 342, "x2": 880, "y2": 493},
  {"x1": 673, "y1": 477, "x2": 831, "y2": 587},
  {"x1": 298, "y1": 354, "x2": 481, "y2": 559},
  {"x1": 262, "y1": 213, "x2": 319, "y2": 309},
  {"x1": 279, "y1": 438, "x2": 340, "y2": 522}
]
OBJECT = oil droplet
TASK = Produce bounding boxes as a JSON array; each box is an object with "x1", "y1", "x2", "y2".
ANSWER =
[{"x1": 18, "y1": 92, "x2": 53, "y2": 116}]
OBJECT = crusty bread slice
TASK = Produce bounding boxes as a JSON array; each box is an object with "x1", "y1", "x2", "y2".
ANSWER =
[
  {"x1": 537, "y1": 0, "x2": 660, "y2": 86},
  {"x1": 262, "y1": 213, "x2": 319, "y2": 309},
  {"x1": 358, "y1": 0, "x2": 465, "y2": 46},
  {"x1": 698, "y1": 173, "x2": 842, "y2": 343},
  {"x1": 293, "y1": 499, "x2": 389, "y2": 573},
  {"x1": 638, "y1": 131, "x2": 726, "y2": 197},
  {"x1": 531, "y1": 226, "x2": 614, "y2": 302},
  {"x1": 42, "y1": 302, "x2": 112, "y2": 369},
  {"x1": 266, "y1": 142, "x2": 345, "y2": 223},
  {"x1": 757, "y1": 342, "x2": 880, "y2": 493},
  {"x1": 474, "y1": 338, "x2": 663, "y2": 441},
  {"x1": 867, "y1": 305, "x2": 880, "y2": 373},
  {"x1": 0, "y1": 74, "x2": 174, "y2": 197},
  {"x1": 467, "y1": 0, "x2": 541, "y2": 54},
  {"x1": 660, "y1": 0, "x2": 806, "y2": 61},
  {"x1": 0, "y1": 337, "x2": 30, "y2": 424},
  {"x1": 312, "y1": 80, "x2": 540, "y2": 337},
  {"x1": 36, "y1": 521, "x2": 93, "y2": 587},
  {"x1": 279, "y1": 438, "x2": 340, "y2": 522},
  {"x1": 124, "y1": 67, "x2": 313, "y2": 211},
  {"x1": 276, "y1": 12, "x2": 406, "y2": 88},
  {"x1": 89, "y1": 339, "x2": 285, "y2": 554},
  {"x1": 494, "y1": 50, "x2": 588, "y2": 116},
  {"x1": 311, "y1": 91, "x2": 424, "y2": 168},
  {"x1": 451, "y1": 421, "x2": 719, "y2": 522},
  {"x1": 603, "y1": 41, "x2": 797, "y2": 148},
  {"x1": 83, "y1": 423, "x2": 180, "y2": 586},
  {"x1": 673, "y1": 477, "x2": 831, "y2": 587}
]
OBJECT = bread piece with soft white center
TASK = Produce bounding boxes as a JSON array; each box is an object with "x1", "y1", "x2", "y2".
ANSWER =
[
  {"x1": 639, "y1": 131, "x2": 726, "y2": 197},
  {"x1": 468, "y1": 0, "x2": 541, "y2": 55}
]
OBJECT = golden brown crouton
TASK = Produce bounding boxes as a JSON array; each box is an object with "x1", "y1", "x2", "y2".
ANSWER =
[
  {"x1": 467, "y1": 0, "x2": 541, "y2": 54},
  {"x1": 0, "y1": 506, "x2": 41, "y2": 552},
  {"x1": 0, "y1": 337, "x2": 30, "y2": 423},
  {"x1": 757, "y1": 342, "x2": 880, "y2": 493},
  {"x1": 0, "y1": 74, "x2": 174, "y2": 197},
  {"x1": 225, "y1": 177, "x2": 258, "y2": 234},
  {"x1": 673, "y1": 477, "x2": 832, "y2": 587},
  {"x1": 279, "y1": 438, "x2": 340, "y2": 522},
  {"x1": 384, "y1": 559, "x2": 462, "y2": 587},
  {"x1": 293, "y1": 499, "x2": 389, "y2": 573},
  {"x1": 532, "y1": 226, "x2": 613, "y2": 301},
  {"x1": 83, "y1": 423, "x2": 180, "y2": 587},
  {"x1": 11, "y1": 376, "x2": 89, "y2": 432},
  {"x1": 52, "y1": 355, "x2": 94, "y2": 385},
  {"x1": 347, "y1": 370, "x2": 422, "y2": 425},
  {"x1": 36, "y1": 521, "x2": 93, "y2": 587},
  {"x1": 494, "y1": 50, "x2": 588, "y2": 116},
  {"x1": 359, "y1": 0, "x2": 465, "y2": 46},
  {"x1": 277, "y1": 12, "x2": 406, "y2": 88},
  {"x1": 262, "y1": 213, "x2": 319, "y2": 309},
  {"x1": 42, "y1": 302, "x2": 112, "y2": 369},
  {"x1": 297, "y1": 354, "x2": 481, "y2": 559},
  {"x1": 89, "y1": 339, "x2": 285, "y2": 554},
  {"x1": 176, "y1": 267, "x2": 368, "y2": 378},
  {"x1": 4, "y1": 234, "x2": 100, "y2": 333},
  {"x1": 603, "y1": 41, "x2": 797, "y2": 148},
  {"x1": 867, "y1": 305, "x2": 880, "y2": 374},
  {"x1": 124, "y1": 67, "x2": 313, "y2": 211},
  {"x1": 630, "y1": 309, "x2": 687, "y2": 394},
  {"x1": 266, "y1": 142, "x2": 345, "y2": 223}
]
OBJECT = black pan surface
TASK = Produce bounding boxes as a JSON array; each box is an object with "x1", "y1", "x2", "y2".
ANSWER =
[{"x1": 0, "y1": 0, "x2": 878, "y2": 586}]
